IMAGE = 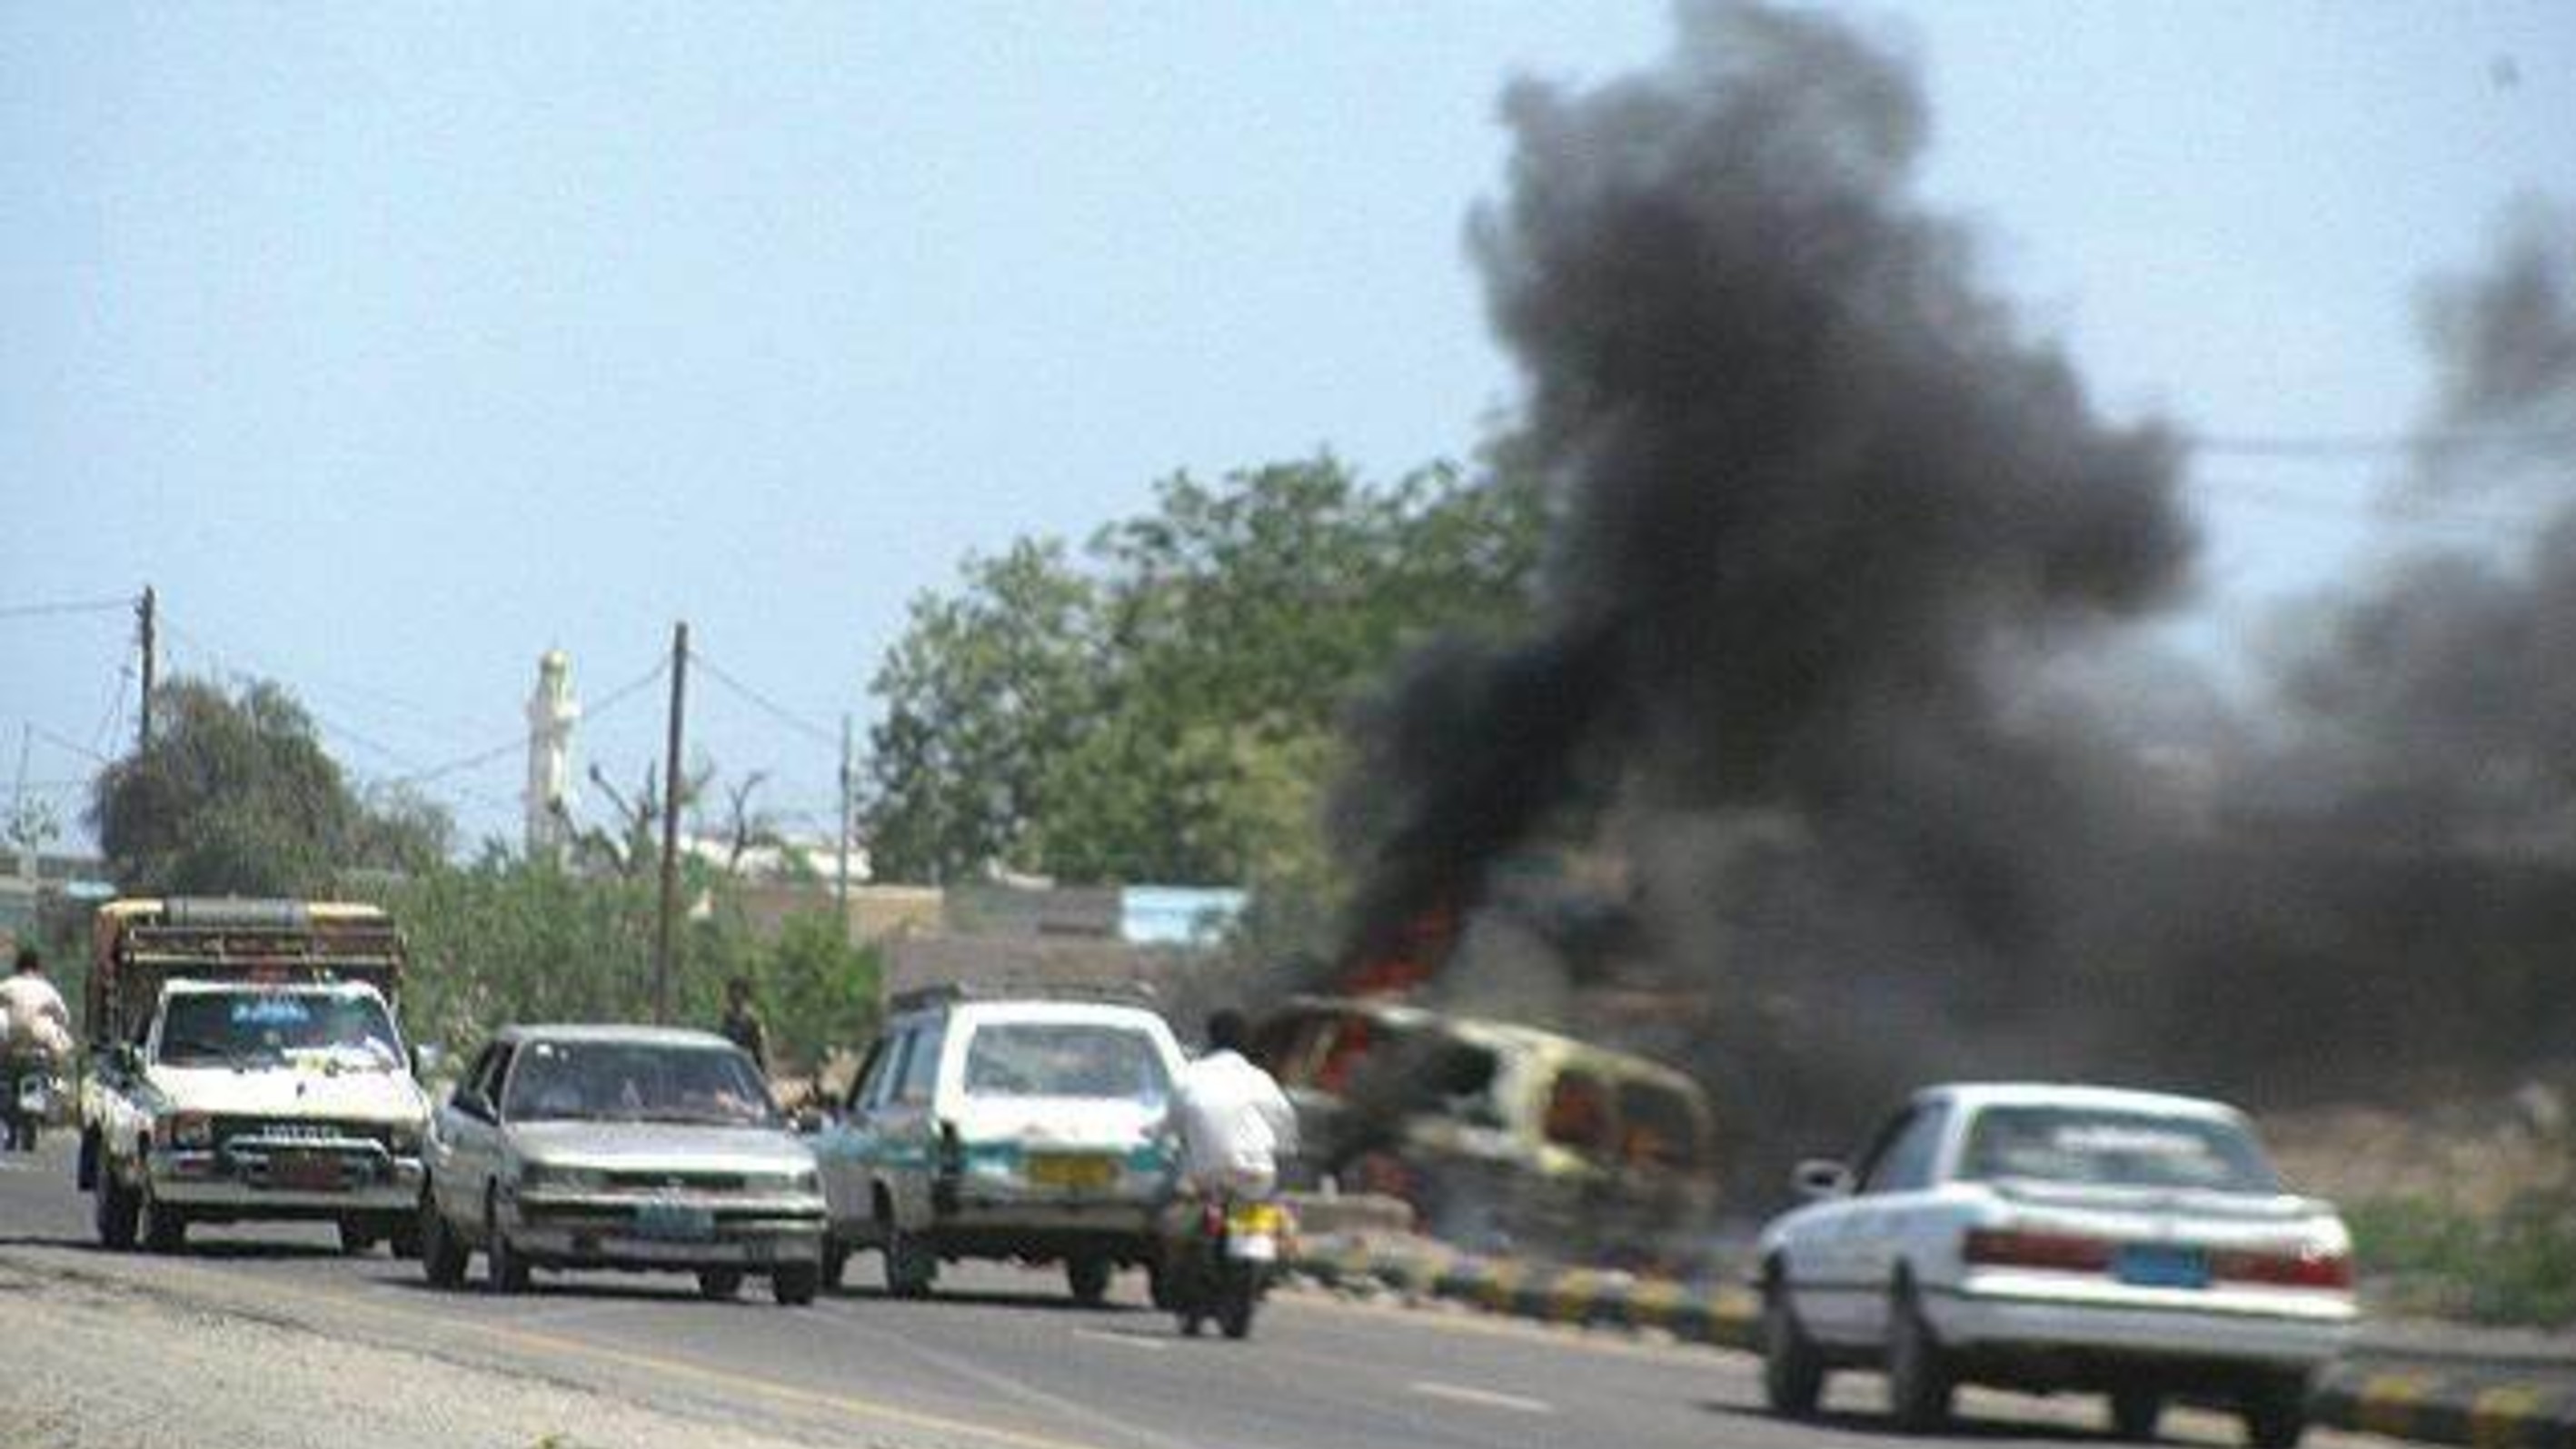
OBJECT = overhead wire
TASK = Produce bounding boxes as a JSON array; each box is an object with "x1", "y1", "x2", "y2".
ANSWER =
[
  {"x1": 688, "y1": 646, "x2": 840, "y2": 750},
  {"x1": 0, "y1": 594, "x2": 134, "y2": 621}
]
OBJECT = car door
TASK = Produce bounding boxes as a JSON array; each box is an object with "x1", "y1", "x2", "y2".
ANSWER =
[
  {"x1": 815, "y1": 1032, "x2": 894, "y2": 1236},
  {"x1": 1791, "y1": 1105, "x2": 1917, "y2": 1344},
  {"x1": 878, "y1": 1014, "x2": 948, "y2": 1229},
  {"x1": 432, "y1": 1042, "x2": 512, "y2": 1232},
  {"x1": 1839, "y1": 1103, "x2": 1951, "y2": 1345}
]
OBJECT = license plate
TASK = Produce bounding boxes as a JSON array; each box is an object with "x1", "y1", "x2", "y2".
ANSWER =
[
  {"x1": 2116, "y1": 1244, "x2": 2210, "y2": 1289},
  {"x1": 271, "y1": 1151, "x2": 343, "y2": 1191},
  {"x1": 16, "y1": 1079, "x2": 48, "y2": 1115},
  {"x1": 1025, "y1": 1153, "x2": 1119, "y2": 1191},
  {"x1": 1226, "y1": 1203, "x2": 1285, "y2": 1236},
  {"x1": 633, "y1": 1200, "x2": 716, "y2": 1242}
]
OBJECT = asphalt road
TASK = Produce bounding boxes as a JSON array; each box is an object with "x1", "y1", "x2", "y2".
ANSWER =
[{"x1": 0, "y1": 1142, "x2": 2394, "y2": 1449}]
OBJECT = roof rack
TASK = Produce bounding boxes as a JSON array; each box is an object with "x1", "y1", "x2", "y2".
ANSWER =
[{"x1": 888, "y1": 978, "x2": 1162, "y2": 1015}]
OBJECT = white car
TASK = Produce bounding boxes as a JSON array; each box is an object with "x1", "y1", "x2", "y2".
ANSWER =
[
  {"x1": 811, "y1": 989, "x2": 1186, "y2": 1304},
  {"x1": 421, "y1": 1026, "x2": 829, "y2": 1305},
  {"x1": 1755, "y1": 1083, "x2": 2356, "y2": 1446}
]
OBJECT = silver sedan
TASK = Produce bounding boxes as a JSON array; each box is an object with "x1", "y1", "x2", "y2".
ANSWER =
[{"x1": 421, "y1": 1025, "x2": 828, "y2": 1305}]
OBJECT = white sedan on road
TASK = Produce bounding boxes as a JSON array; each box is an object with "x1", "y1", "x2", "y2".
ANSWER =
[{"x1": 1756, "y1": 1083, "x2": 2356, "y2": 1446}]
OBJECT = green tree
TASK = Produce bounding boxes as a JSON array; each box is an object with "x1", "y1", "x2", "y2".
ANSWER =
[
  {"x1": 87, "y1": 677, "x2": 453, "y2": 896},
  {"x1": 859, "y1": 456, "x2": 1545, "y2": 889},
  {"x1": 860, "y1": 540, "x2": 1102, "y2": 883}
]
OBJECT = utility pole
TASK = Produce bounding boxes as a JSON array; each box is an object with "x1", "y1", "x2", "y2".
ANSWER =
[
  {"x1": 135, "y1": 585, "x2": 156, "y2": 752},
  {"x1": 836, "y1": 712, "x2": 854, "y2": 926},
  {"x1": 651, "y1": 620, "x2": 690, "y2": 1026}
]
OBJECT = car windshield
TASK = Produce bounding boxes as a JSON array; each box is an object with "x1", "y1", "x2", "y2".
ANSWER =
[
  {"x1": 960, "y1": 1022, "x2": 1169, "y2": 1103},
  {"x1": 158, "y1": 991, "x2": 403, "y2": 1069},
  {"x1": 502, "y1": 1040, "x2": 776, "y2": 1126},
  {"x1": 1959, "y1": 1106, "x2": 2282, "y2": 1194}
]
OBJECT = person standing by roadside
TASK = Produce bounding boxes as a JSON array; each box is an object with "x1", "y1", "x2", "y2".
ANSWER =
[{"x1": 719, "y1": 975, "x2": 771, "y2": 1077}]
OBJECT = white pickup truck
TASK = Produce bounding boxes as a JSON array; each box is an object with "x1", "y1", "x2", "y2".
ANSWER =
[{"x1": 79, "y1": 898, "x2": 434, "y2": 1255}]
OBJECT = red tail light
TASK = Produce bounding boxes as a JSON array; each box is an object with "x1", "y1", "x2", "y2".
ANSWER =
[
  {"x1": 2213, "y1": 1246, "x2": 2352, "y2": 1290},
  {"x1": 1962, "y1": 1228, "x2": 2116, "y2": 1273}
]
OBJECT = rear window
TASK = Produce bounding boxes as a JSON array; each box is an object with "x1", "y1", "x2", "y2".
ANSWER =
[
  {"x1": 1959, "y1": 1106, "x2": 2281, "y2": 1194},
  {"x1": 960, "y1": 1022, "x2": 1169, "y2": 1103}
]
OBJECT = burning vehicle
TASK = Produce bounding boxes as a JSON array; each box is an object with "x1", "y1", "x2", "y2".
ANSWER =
[{"x1": 1255, "y1": 995, "x2": 1716, "y2": 1268}]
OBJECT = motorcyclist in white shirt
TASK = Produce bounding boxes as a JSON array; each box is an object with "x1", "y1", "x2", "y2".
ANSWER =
[
  {"x1": 1, "y1": 946, "x2": 73, "y2": 1151},
  {"x1": 1169, "y1": 1008, "x2": 1298, "y2": 1198}
]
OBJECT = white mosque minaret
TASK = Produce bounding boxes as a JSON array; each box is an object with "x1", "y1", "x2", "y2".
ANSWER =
[{"x1": 524, "y1": 649, "x2": 581, "y2": 861}]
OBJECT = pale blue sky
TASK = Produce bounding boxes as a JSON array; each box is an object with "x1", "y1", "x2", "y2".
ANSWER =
[{"x1": 5, "y1": 3, "x2": 2572, "y2": 849}]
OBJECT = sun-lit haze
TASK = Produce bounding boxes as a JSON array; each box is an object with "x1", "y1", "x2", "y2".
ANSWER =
[{"x1": 6, "y1": 3, "x2": 2572, "y2": 848}]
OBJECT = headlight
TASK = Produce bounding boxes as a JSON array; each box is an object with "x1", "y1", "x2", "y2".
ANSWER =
[
  {"x1": 164, "y1": 1112, "x2": 214, "y2": 1149},
  {"x1": 520, "y1": 1162, "x2": 609, "y2": 1193}
]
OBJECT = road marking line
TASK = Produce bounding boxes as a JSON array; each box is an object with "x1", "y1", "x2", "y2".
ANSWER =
[
  {"x1": 1069, "y1": 1327, "x2": 1169, "y2": 1353},
  {"x1": 1407, "y1": 1380, "x2": 1555, "y2": 1415}
]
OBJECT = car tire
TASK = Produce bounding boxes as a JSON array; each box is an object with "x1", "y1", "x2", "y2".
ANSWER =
[
  {"x1": 1884, "y1": 1282, "x2": 1953, "y2": 1434},
  {"x1": 2242, "y1": 1373, "x2": 2308, "y2": 1449},
  {"x1": 337, "y1": 1218, "x2": 381, "y2": 1256},
  {"x1": 820, "y1": 1237, "x2": 849, "y2": 1290},
  {"x1": 421, "y1": 1195, "x2": 469, "y2": 1289},
  {"x1": 772, "y1": 1262, "x2": 820, "y2": 1306},
  {"x1": 139, "y1": 1177, "x2": 186, "y2": 1255},
  {"x1": 484, "y1": 1192, "x2": 530, "y2": 1295},
  {"x1": 1762, "y1": 1272, "x2": 1827, "y2": 1417},
  {"x1": 698, "y1": 1268, "x2": 744, "y2": 1301},
  {"x1": 94, "y1": 1163, "x2": 140, "y2": 1251},
  {"x1": 1066, "y1": 1255, "x2": 1112, "y2": 1307},
  {"x1": 2113, "y1": 1388, "x2": 2164, "y2": 1442},
  {"x1": 883, "y1": 1223, "x2": 937, "y2": 1299},
  {"x1": 388, "y1": 1212, "x2": 423, "y2": 1261}
]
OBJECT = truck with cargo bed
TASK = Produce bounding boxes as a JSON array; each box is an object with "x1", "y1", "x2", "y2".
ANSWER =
[{"x1": 79, "y1": 898, "x2": 434, "y2": 1255}]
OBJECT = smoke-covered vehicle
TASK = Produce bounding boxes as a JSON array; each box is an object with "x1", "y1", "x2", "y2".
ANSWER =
[
  {"x1": 420, "y1": 1026, "x2": 829, "y2": 1304},
  {"x1": 1756, "y1": 1083, "x2": 2355, "y2": 1447},
  {"x1": 1254, "y1": 996, "x2": 1716, "y2": 1268}
]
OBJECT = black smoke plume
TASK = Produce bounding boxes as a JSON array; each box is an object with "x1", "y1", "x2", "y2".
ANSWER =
[{"x1": 1332, "y1": 1, "x2": 2576, "y2": 1189}]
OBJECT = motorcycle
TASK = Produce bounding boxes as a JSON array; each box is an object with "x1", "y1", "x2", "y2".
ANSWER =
[
  {"x1": 0, "y1": 1048, "x2": 65, "y2": 1152},
  {"x1": 1168, "y1": 1195, "x2": 1288, "y2": 1340}
]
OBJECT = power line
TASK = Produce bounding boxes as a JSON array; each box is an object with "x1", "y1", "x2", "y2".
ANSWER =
[
  {"x1": 24, "y1": 722, "x2": 108, "y2": 767},
  {"x1": 0, "y1": 594, "x2": 133, "y2": 621},
  {"x1": 385, "y1": 655, "x2": 667, "y2": 789},
  {"x1": 2187, "y1": 426, "x2": 2576, "y2": 461},
  {"x1": 688, "y1": 647, "x2": 840, "y2": 750}
]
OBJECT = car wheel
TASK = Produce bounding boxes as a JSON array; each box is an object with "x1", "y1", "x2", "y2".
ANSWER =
[
  {"x1": 820, "y1": 1237, "x2": 849, "y2": 1290},
  {"x1": 1066, "y1": 1255, "x2": 1112, "y2": 1307},
  {"x1": 883, "y1": 1223, "x2": 937, "y2": 1298},
  {"x1": 698, "y1": 1268, "x2": 744, "y2": 1301},
  {"x1": 1762, "y1": 1272, "x2": 1827, "y2": 1417},
  {"x1": 388, "y1": 1211, "x2": 423, "y2": 1261},
  {"x1": 2113, "y1": 1388, "x2": 2164, "y2": 1442},
  {"x1": 337, "y1": 1218, "x2": 381, "y2": 1256},
  {"x1": 1884, "y1": 1282, "x2": 1953, "y2": 1434},
  {"x1": 421, "y1": 1195, "x2": 469, "y2": 1289},
  {"x1": 771, "y1": 1262, "x2": 820, "y2": 1306},
  {"x1": 484, "y1": 1191, "x2": 530, "y2": 1295},
  {"x1": 2241, "y1": 1373, "x2": 2308, "y2": 1449},
  {"x1": 94, "y1": 1162, "x2": 140, "y2": 1251},
  {"x1": 139, "y1": 1176, "x2": 187, "y2": 1255}
]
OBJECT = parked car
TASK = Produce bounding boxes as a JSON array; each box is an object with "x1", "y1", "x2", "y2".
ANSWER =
[
  {"x1": 811, "y1": 988, "x2": 1186, "y2": 1305},
  {"x1": 1755, "y1": 1082, "x2": 2357, "y2": 1445},
  {"x1": 1252, "y1": 995, "x2": 1716, "y2": 1268},
  {"x1": 420, "y1": 1025, "x2": 829, "y2": 1305}
]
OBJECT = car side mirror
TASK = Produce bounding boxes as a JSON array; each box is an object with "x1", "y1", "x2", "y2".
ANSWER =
[
  {"x1": 1794, "y1": 1158, "x2": 1855, "y2": 1200},
  {"x1": 409, "y1": 1043, "x2": 444, "y2": 1080},
  {"x1": 791, "y1": 1106, "x2": 831, "y2": 1136},
  {"x1": 451, "y1": 1087, "x2": 492, "y2": 1122},
  {"x1": 113, "y1": 1042, "x2": 143, "y2": 1076}
]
